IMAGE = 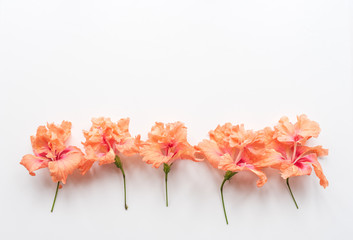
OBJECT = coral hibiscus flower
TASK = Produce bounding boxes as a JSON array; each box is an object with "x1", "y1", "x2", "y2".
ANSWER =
[
  {"x1": 265, "y1": 114, "x2": 328, "y2": 208},
  {"x1": 20, "y1": 121, "x2": 84, "y2": 212},
  {"x1": 140, "y1": 122, "x2": 201, "y2": 207},
  {"x1": 196, "y1": 123, "x2": 276, "y2": 224},
  {"x1": 80, "y1": 117, "x2": 140, "y2": 210}
]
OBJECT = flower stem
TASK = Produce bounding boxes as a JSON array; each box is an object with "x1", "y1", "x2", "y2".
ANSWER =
[
  {"x1": 220, "y1": 171, "x2": 237, "y2": 225},
  {"x1": 114, "y1": 155, "x2": 128, "y2": 210},
  {"x1": 120, "y1": 167, "x2": 128, "y2": 210},
  {"x1": 286, "y1": 178, "x2": 299, "y2": 209},
  {"x1": 51, "y1": 181, "x2": 60, "y2": 212},
  {"x1": 220, "y1": 178, "x2": 228, "y2": 224},
  {"x1": 163, "y1": 163, "x2": 171, "y2": 207},
  {"x1": 165, "y1": 171, "x2": 169, "y2": 207}
]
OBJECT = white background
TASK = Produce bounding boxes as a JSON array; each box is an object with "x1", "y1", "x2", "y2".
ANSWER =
[{"x1": 1, "y1": 0, "x2": 352, "y2": 239}]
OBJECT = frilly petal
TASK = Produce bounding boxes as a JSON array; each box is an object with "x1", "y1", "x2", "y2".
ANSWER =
[
  {"x1": 79, "y1": 157, "x2": 95, "y2": 175},
  {"x1": 218, "y1": 154, "x2": 267, "y2": 187},
  {"x1": 247, "y1": 167, "x2": 267, "y2": 187},
  {"x1": 280, "y1": 162, "x2": 312, "y2": 179},
  {"x1": 274, "y1": 115, "x2": 321, "y2": 144},
  {"x1": 117, "y1": 118, "x2": 130, "y2": 135},
  {"x1": 48, "y1": 146, "x2": 83, "y2": 184},
  {"x1": 218, "y1": 154, "x2": 244, "y2": 172},
  {"x1": 253, "y1": 148, "x2": 284, "y2": 169},
  {"x1": 141, "y1": 121, "x2": 195, "y2": 168},
  {"x1": 78, "y1": 146, "x2": 96, "y2": 175},
  {"x1": 274, "y1": 116, "x2": 296, "y2": 143},
  {"x1": 97, "y1": 148, "x2": 116, "y2": 165},
  {"x1": 82, "y1": 117, "x2": 138, "y2": 166},
  {"x1": 140, "y1": 143, "x2": 171, "y2": 168},
  {"x1": 179, "y1": 144, "x2": 202, "y2": 162},
  {"x1": 30, "y1": 121, "x2": 72, "y2": 156},
  {"x1": 148, "y1": 121, "x2": 187, "y2": 143},
  {"x1": 197, "y1": 140, "x2": 223, "y2": 168},
  {"x1": 20, "y1": 154, "x2": 49, "y2": 176},
  {"x1": 295, "y1": 114, "x2": 320, "y2": 143},
  {"x1": 299, "y1": 145, "x2": 328, "y2": 158},
  {"x1": 115, "y1": 135, "x2": 141, "y2": 156},
  {"x1": 312, "y1": 160, "x2": 329, "y2": 188},
  {"x1": 46, "y1": 121, "x2": 72, "y2": 143}
]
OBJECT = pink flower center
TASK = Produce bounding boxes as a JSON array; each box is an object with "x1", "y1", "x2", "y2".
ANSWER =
[{"x1": 163, "y1": 142, "x2": 178, "y2": 157}]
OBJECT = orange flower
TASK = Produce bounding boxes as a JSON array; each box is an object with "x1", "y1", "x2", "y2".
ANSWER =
[
  {"x1": 198, "y1": 123, "x2": 274, "y2": 187},
  {"x1": 266, "y1": 114, "x2": 328, "y2": 208},
  {"x1": 196, "y1": 123, "x2": 275, "y2": 224},
  {"x1": 20, "y1": 121, "x2": 84, "y2": 212},
  {"x1": 140, "y1": 121, "x2": 201, "y2": 206},
  {"x1": 80, "y1": 117, "x2": 140, "y2": 210}
]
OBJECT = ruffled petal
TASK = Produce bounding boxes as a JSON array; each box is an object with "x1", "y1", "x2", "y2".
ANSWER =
[
  {"x1": 259, "y1": 127, "x2": 275, "y2": 145},
  {"x1": 30, "y1": 130, "x2": 50, "y2": 156},
  {"x1": 292, "y1": 146, "x2": 328, "y2": 187},
  {"x1": 46, "y1": 121, "x2": 72, "y2": 152},
  {"x1": 47, "y1": 121, "x2": 72, "y2": 142},
  {"x1": 78, "y1": 146, "x2": 96, "y2": 175},
  {"x1": 20, "y1": 154, "x2": 49, "y2": 176},
  {"x1": 148, "y1": 122, "x2": 165, "y2": 142},
  {"x1": 209, "y1": 123, "x2": 232, "y2": 144},
  {"x1": 97, "y1": 148, "x2": 116, "y2": 165},
  {"x1": 218, "y1": 154, "x2": 244, "y2": 172},
  {"x1": 297, "y1": 145, "x2": 328, "y2": 158},
  {"x1": 116, "y1": 135, "x2": 141, "y2": 156},
  {"x1": 218, "y1": 154, "x2": 267, "y2": 187},
  {"x1": 116, "y1": 118, "x2": 130, "y2": 135},
  {"x1": 140, "y1": 143, "x2": 171, "y2": 168},
  {"x1": 197, "y1": 140, "x2": 223, "y2": 168},
  {"x1": 79, "y1": 157, "x2": 95, "y2": 175},
  {"x1": 274, "y1": 116, "x2": 296, "y2": 143},
  {"x1": 179, "y1": 143, "x2": 201, "y2": 162},
  {"x1": 253, "y1": 148, "x2": 284, "y2": 169},
  {"x1": 83, "y1": 117, "x2": 139, "y2": 168},
  {"x1": 246, "y1": 167, "x2": 267, "y2": 187},
  {"x1": 48, "y1": 146, "x2": 83, "y2": 184},
  {"x1": 141, "y1": 121, "x2": 195, "y2": 168},
  {"x1": 295, "y1": 114, "x2": 320, "y2": 144},
  {"x1": 171, "y1": 122, "x2": 188, "y2": 143},
  {"x1": 229, "y1": 125, "x2": 258, "y2": 148},
  {"x1": 280, "y1": 162, "x2": 312, "y2": 179},
  {"x1": 312, "y1": 160, "x2": 329, "y2": 188},
  {"x1": 274, "y1": 115, "x2": 321, "y2": 145},
  {"x1": 30, "y1": 121, "x2": 72, "y2": 156},
  {"x1": 148, "y1": 122, "x2": 187, "y2": 144}
]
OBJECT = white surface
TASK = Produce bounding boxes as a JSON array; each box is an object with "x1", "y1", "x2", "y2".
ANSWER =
[{"x1": 0, "y1": 0, "x2": 352, "y2": 239}]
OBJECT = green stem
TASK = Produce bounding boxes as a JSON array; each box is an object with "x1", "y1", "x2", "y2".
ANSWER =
[
  {"x1": 120, "y1": 167, "x2": 128, "y2": 210},
  {"x1": 163, "y1": 163, "x2": 171, "y2": 207},
  {"x1": 165, "y1": 171, "x2": 169, "y2": 207},
  {"x1": 114, "y1": 155, "x2": 128, "y2": 210},
  {"x1": 286, "y1": 178, "x2": 299, "y2": 209},
  {"x1": 220, "y1": 178, "x2": 228, "y2": 224},
  {"x1": 51, "y1": 181, "x2": 60, "y2": 212},
  {"x1": 220, "y1": 171, "x2": 237, "y2": 225}
]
